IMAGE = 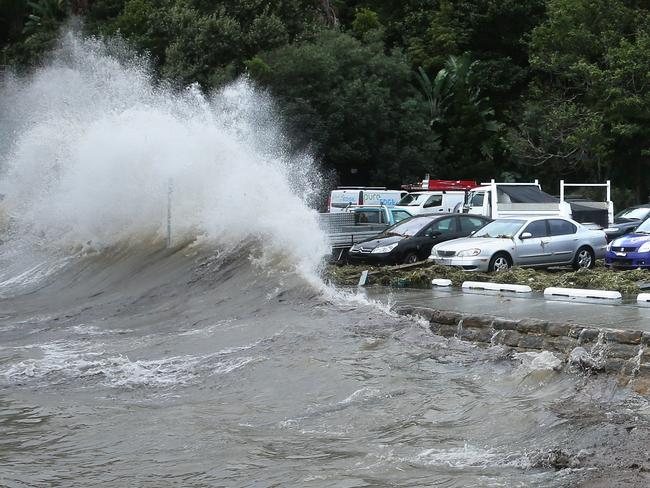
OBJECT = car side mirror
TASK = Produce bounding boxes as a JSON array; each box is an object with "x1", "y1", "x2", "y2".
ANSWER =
[{"x1": 520, "y1": 232, "x2": 532, "y2": 240}]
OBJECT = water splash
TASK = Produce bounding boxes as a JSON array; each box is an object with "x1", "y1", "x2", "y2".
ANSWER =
[{"x1": 0, "y1": 33, "x2": 329, "y2": 281}]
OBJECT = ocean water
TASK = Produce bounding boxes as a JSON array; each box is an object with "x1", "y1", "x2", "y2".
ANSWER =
[{"x1": 1, "y1": 34, "x2": 649, "y2": 488}]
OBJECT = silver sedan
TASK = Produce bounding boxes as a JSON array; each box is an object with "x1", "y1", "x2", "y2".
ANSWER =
[{"x1": 429, "y1": 216, "x2": 608, "y2": 272}]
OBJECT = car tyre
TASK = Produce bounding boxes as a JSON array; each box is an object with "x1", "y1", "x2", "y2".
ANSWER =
[
  {"x1": 488, "y1": 252, "x2": 512, "y2": 273},
  {"x1": 573, "y1": 246, "x2": 595, "y2": 270},
  {"x1": 403, "y1": 252, "x2": 419, "y2": 265}
]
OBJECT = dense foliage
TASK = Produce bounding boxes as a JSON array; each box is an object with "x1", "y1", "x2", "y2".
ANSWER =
[{"x1": 2, "y1": 0, "x2": 650, "y2": 203}]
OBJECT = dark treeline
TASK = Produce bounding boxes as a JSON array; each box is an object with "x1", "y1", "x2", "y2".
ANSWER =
[{"x1": 3, "y1": 0, "x2": 650, "y2": 205}]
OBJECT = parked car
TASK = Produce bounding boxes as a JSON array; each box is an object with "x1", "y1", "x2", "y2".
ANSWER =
[
  {"x1": 604, "y1": 204, "x2": 650, "y2": 241},
  {"x1": 347, "y1": 214, "x2": 491, "y2": 265},
  {"x1": 604, "y1": 217, "x2": 650, "y2": 269},
  {"x1": 430, "y1": 216, "x2": 607, "y2": 272}
]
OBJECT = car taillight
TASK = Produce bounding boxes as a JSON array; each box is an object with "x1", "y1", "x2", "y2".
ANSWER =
[
  {"x1": 327, "y1": 196, "x2": 331, "y2": 212},
  {"x1": 358, "y1": 191, "x2": 363, "y2": 205}
]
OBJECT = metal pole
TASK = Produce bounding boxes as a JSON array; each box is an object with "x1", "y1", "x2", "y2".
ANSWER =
[{"x1": 166, "y1": 179, "x2": 172, "y2": 248}]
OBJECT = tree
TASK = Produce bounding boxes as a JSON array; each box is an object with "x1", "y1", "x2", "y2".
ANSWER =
[
  {"x1": 417, "y1": 54, "x2": 505, "y2": 180},
  {"x1": 249, "y1": 29, "x2": 439, "y2": 186}
]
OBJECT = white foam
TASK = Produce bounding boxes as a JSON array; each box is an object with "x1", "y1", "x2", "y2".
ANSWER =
[
  {"x1": 0, "y1": 34, "x2": 329, "y2": 284},
  {"x1": 1, "y1": 341, "x2": 257, "y2": 388},
  {"x1": 416, "y1": 442, "x2": 531, "y2": 469},
  {"x1": 514, "y1": 351, "x2": 563, "y2": 372}
]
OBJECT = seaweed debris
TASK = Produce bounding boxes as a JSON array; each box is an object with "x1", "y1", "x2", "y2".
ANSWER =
[{"x1": 322, "y1": 261, "x2": 649, "y2": 295}]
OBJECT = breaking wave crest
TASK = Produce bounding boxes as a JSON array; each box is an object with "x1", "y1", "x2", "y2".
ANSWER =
[{"x1": 0, "y1": 33, "x2": 329, "y2": 283}]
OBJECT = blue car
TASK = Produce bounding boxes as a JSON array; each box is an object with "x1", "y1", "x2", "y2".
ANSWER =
[{"x1": 605, "y1": 217, "x2": 650, "y2": 268}]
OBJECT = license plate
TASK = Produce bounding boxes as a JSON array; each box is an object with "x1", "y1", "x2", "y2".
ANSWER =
[
  {"x1": 437, "y1": 258, "x2": 452, "y2": 265},
  {"x1": 615, "y1": 252, "x2": 627, "y2": 257}
]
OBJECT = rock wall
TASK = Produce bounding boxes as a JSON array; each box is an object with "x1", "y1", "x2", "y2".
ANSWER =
[{"x1": 393, "y1": 305, "x2": 649, "y2": 378}]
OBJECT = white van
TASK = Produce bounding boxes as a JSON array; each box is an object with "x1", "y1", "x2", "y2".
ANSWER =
[
  {"x1": 328, "y1": 187, "x2": 406, "y2": 213},
  {"x1": 394, "y1": 191, "x2": 466, "y2": 215}
]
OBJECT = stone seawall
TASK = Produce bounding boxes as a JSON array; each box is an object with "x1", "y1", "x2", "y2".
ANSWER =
[{"x1": 393, "y1": 305, "x2": 650, "y2": 379}]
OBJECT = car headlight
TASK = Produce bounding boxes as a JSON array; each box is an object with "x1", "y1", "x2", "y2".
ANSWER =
[
  {"x1": 371, "y1": 242, "x2": 399, "y2": 254},
  {"x1": 606, "y1": 242, "x2": 612, "y2": 251},
  {"x1": 605, "y1": 227, "x2": 619, "y2": 232},
  {"x1": 457, "y1": 248, "x2": 481, "y2": 257},
  {"x1": 639, "y1": 242, "x2": 650, "y2": 253}
]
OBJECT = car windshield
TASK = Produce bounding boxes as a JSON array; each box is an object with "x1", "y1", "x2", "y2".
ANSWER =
[
  {"x1": 616, "y1": 207, "x2": 650, "y2": 221},
  {"x1": 383, "y1": 216, "x2": 433, "y2": 236},
  {"x1": 397, "y1": 193, "x2": 429, "y2": 206},
  {"x1": 635, "y1": 219, "x2": 650, "y2": 234},
  {"x1": 473, "y1": 219, "x2": 526, "y2": 238}
]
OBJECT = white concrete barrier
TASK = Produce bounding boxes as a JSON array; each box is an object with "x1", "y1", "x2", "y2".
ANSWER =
[
  {"x1": 462, "y1": 281, "x2": 532, "y2": 293},
  {"x1": 637, "y1": 293, "x2": 650, "y2": 303},
  {"x1": 432, "y1": 279, "x2": 452, "y2": 287},
  {"x1": 544, "y1": 287, "x2": 621, "y2": 300}
]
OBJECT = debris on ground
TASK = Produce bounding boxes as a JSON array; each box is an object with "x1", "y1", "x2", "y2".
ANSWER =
[{"x1": 322, "y1": 261, "x2": 649, "y2": 295}]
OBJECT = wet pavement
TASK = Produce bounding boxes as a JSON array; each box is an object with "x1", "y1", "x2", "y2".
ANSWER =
[{"x1": 365, "y1": 287, "x2": 650, "y2": 332}]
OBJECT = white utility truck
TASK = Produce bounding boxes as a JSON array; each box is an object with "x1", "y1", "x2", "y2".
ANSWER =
[
  {"x1": 464, "y1": 180, "x2": 613, "y2": 228},
  {"x1": 395, "y1": 178, "x2": 477, "y2": 215}
]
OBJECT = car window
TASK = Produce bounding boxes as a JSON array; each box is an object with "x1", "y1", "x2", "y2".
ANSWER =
[
  {"x1": 423, "y1": 195, "x2": 443, "y2": 208},
  {"x1": 469, "y1": 192, "x2": 484, "y2": 206},
  {"x1": 425, "y1": 217, "x2": 456, "y2": 236},
  {"x1": 459, "y1": 216, "x2": 487, "y2": 233},
  {"x1": 384, "y1": 216, "x2": 433, "y2": 236},
  {"x1": 523, "y1": 220, "x2": 548, "y2": 238},
  {"x1": 616, "y1": 207, "x2": 650, "y2": 221},
  {"x1": 391, "y1": 210, "x2": 412, "y2": 223},
  {"x1": 354, "y1": 211, "x2": 380, "y2": 224},
  {"x1": 548, "y1": 219, "x2": 576, "y2": 236}
]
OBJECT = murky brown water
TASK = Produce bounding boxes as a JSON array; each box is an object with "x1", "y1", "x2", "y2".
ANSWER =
[{"x1": 1, "y1": 246, "x2": 649, "y2": 487}]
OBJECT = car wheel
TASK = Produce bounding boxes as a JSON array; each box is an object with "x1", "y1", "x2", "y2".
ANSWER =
[
  {"x1": 488, "y1": 252, "x2": 511, "y2": 273},
  {"x1": 403, "y1": 252, "x2": 419, "y2": 265},
  {"x1": 573, "y1": 246, "x2": 595, "y2": 270}
]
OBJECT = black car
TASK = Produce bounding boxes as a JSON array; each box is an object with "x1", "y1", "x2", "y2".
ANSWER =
[
  {"x1": 346, "y1": 213, "x2": 491, "y2": 265},
  {"x1": 604, "y1": 204, "x2": 650, "y2": 241}
]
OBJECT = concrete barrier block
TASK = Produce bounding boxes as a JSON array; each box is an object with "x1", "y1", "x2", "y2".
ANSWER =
[
  {"x1": 605, "y1": 330, "x2": 642, "y2": 345},
  {"x1": 516, "y1": 319, "x2": 548, "y2": 334},
  {"x1": 462, "y1": 281, "x2": 532, "y2": 293},
  {"x1": 544, "y1": 287, "x2": 622, "y2": 300},
  {"x1": 432, "y1": 279, "x2": 452, "y2": 287}
]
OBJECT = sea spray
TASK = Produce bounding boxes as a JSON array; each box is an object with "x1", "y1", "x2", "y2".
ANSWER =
[{"x1": 0, "y1": 34, "x2": 329, "y2": 281}]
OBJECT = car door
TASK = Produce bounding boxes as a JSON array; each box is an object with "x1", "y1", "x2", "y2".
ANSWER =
[
  {"x1": 547, "y1": 219, "x2": 578, "y2": 264},
  {"x1": 422, "y1": 194, "x2": 444, "y2": 213},
  {"x1": 419, "y1": 217, "x2": 460, "y2": 257},
  {"x1": 517, "y1": 219, "x2": 552, "y2": 266},
  {"x1": 457, "y1": 215, "x2": 489, "y2": 237}
]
